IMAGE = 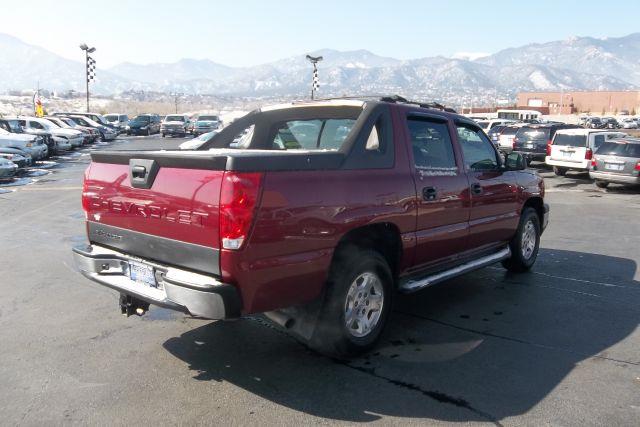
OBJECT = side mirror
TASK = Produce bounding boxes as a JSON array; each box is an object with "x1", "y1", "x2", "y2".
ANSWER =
[{"x1": 505, "y1": 152, "x2": 526, "y2": 170}]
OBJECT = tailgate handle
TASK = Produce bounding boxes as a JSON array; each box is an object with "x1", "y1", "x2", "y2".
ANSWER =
[
  {"x1": 132, "y1": 165, "x2": 147, "y2": 179},
  {"x1": 129, "y1": 159, "x2": 159, "y2": 189}
]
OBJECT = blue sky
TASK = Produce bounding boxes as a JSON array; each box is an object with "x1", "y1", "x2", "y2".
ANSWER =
[{"x1": 1, "y1": 0, "x2": 638, "y2": 67}]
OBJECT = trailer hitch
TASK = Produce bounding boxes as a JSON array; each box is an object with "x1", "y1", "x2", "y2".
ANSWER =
[{"x1": 119, "y1": 294, "x2": 150, "y2": 317}]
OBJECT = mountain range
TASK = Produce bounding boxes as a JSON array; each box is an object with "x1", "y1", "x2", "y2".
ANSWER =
[{"x1": 2, "y1": 32, "x2": 640, "y2": 105}]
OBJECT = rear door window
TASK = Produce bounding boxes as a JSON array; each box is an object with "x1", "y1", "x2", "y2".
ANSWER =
[
  {"x1": 408, "y1": 118, "x2": 457, "y2": 171},
  {"x1": 554, "y1": 134, "x2": 587, "y2": 147}
]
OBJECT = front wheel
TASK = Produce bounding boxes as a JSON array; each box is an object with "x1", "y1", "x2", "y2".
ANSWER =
[
  {"x1": 309, "y1": 247, "x2": 393, "y2": 358},
  {"x1": 502, "y1": 207, "x2": 540, "y2": 273}
]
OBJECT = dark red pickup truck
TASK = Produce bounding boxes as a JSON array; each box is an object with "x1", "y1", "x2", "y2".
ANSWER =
[{"x1": 73, "y1": 97, "x2": 549, "y2": 357}]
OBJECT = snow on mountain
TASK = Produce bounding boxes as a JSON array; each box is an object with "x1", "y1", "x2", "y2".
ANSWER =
[{"x1": 1, "y1": 32, "x2": 639, "y2": 105}]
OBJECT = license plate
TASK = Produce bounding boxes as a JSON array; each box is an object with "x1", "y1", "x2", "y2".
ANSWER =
[
  {"x1": 562, "y1": 151, "x2": 573, "y2": 158},
  {"x1": 525, "y1": 143, "x2": 534, "y2": 149},
  {"x1": 605, "y1": 163, "x2": 624, "y2": 171},
  {"x1": 128, "y1": 261, "x2": 157, "y2": 288}
]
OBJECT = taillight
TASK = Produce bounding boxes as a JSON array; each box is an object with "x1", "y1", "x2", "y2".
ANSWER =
[
  {"x1": 585, "y1": 149, "x2": 593, "y2": 160},
  {"x1": 591, "y1": 158, "x2": 597, "y2": 168},
  {"x1": 219, "y1": 172, "x2": 263, "y2": 250},
  {"x1": 635, "y1": 161, "x2": 640, "y2": 171}
]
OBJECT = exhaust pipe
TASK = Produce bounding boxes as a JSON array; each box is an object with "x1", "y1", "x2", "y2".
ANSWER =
[{"x1": 264, "y1": 310, "x2": 295, "y2": 329}]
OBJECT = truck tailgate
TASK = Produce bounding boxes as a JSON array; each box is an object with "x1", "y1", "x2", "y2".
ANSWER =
[{"x1": 83, "y1": 158, "x2": 224, "y2": 275}]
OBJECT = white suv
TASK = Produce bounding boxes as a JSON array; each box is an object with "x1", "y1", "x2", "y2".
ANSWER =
[{"x1": 546, "y1": 129, "x2": 626, "y2": 176}]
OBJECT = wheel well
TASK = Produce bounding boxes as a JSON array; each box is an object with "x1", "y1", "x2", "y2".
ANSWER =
[
  {"x1": 333, "y1": 223, "x2": 402, "y2": 279},
  {"x1": 523, "y1": 197, "x2": 544, "y2": 225}
]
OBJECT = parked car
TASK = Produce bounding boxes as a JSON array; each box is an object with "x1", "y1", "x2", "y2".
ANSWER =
[
  {"x1": 619, "y1": 118, "x2": 638, "y2": 129},
  {"x1": 585, "y1": 117, "x2": 603, "y2": 129},
  {"x1": 44, "y1": 116, "x2": 93, "y2": 145},
  {"x1": 546, "y1": 129, "x2": 625, "y2": 175},
  {"x1": 601, "y1": 117, "x2": 619, "y2": 129},
  {"x1": 18, "y1": 117, "x2": 83, "y2": 150},
  {"x1": 496, "y1": 126, "x2": 521, "y2": 154},
  {"x1": 192, "y1": 115, "x2": 222, "y2": 136},
  {"x1": 64, "y1": 115, "x2": 117, "y2": 141},
  {"x1": 179, "y1": 131, "x2": 218, "y2": 150},
  {"x1": 0, "y1": 123, "x2": 48, "y2": 160},
  {"x1": 513, "y1": 123, "x2": 581, "y2": 162},
  {"x1": 590, "y1": 137, "x2": 640, "y2": 188},
  {"x1": 72, "y1": 97, "x2": 549, "y2": 358},
  {"x1": 53, "y1": 112, "x2": 117, "y2": 132},
  {"x1": 57, "y1": 117, "x2": 100, "y2": 143},
  {"x1": 127, "y1": 114, "x2": 161, "y2": 136},
  {"x1": 0, "y1": 156, "x2": 18, "y2": 178},
  {"x1": 104, "y1": 114, "x2": 129, "y2": 133},
  {"x1": 475, "y1": 119, "x2": 515, "y2": 133},
  {"x1": 0, "y1": 147, "x2": 32, "y2": 168},
  {"x1": 1, "y1": 116, "x2": 57, "y2": 156},
  {"x1": 160, "y1": 114, "x2": 191, "y2": 137}
]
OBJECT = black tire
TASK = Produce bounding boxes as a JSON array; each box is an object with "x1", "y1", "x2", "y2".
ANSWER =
[
  {"x1": 161, "y1": 133, "x2": 165, "y2": 138},
  {"x1": 309, "y1": 246, "x2": 393, "y2": 358},
  {"x1": 553, "y1": 166, "x2": 568, "y2": 176},
  {"x1": 502, "y1": 207, "x2": 541, "y2": 273},
  {"x1": 595, "y1": 180, "x2": 609, "y2": 189},
  {"x1": 146, "y1": 129, "x2": 151, "y2": 136}
]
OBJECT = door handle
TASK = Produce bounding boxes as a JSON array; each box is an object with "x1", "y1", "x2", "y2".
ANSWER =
[
  {"x1": 422, "y1": 186, "x2": 437, "y2": 201},
  {"x1": 470, "y1": 183, "x2": 483, "y2": 195}
]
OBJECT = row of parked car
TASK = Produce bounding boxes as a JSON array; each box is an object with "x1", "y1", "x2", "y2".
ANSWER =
[
  {"x1": 481, "y1": 120, "x2": 640, "y2": 188},
  {"x1": 103, "y1": 113, "x2": 223, "y2": 138},
  {"x1": 0, "y1": 112, "x2": 121, "y2": 179},
  {"x1": 581, "y1": 116, "x2": 640, "y2": 129}
]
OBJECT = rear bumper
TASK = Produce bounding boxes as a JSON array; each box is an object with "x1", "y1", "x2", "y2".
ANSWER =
[
  {"x1": 545, "y1": 157, "x2": 589, "y2": 170},
  {"x1": 589, "y1": 171, "x2": 640, "y2": 185},
  {"x1": 72, "y1": 244, "x2": 241, "y2": 319},
  {"x1": 161, "y1": 128, "x2": 187, "y2": 135}
]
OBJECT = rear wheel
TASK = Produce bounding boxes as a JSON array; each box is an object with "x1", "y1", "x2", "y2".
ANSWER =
[
  {"x1": 502, "y1": 207, "x2": 540, "y2": 273},
  {"x1": 310, "y1": 247, "x2": 393, "y2": 358},
  {"x1": 161, "y1": 133, "x2": 165, "y2": 138},
  {"x1": 595, "y1": 180, "x2": 609, "y2": 188},
  {"x1": 553, "y1": 166, "x2": 568, "y2": 176}
]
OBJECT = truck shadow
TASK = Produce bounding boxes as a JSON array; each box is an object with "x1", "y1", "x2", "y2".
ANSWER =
[{"x1": 162, "y1": 249, "x2": 639, "y2": 423}]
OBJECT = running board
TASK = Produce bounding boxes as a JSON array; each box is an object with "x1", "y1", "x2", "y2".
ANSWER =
[{"x1": 399, "y1": 247, "x2": 511, "y2": 293}]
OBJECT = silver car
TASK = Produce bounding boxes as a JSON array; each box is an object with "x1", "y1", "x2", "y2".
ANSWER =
[
  {"x1": 590, "y1": 138, "x2": 640, "y2": 188},
  {"x1": 0, "y1": 157, "x2": 18, "y2": 178}
]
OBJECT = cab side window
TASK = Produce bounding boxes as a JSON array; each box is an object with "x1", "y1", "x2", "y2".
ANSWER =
[
  {"x1": 456, "y1": 125, "x2": 499, "y2": 171},
  {"x1": 408, "y1": 118, "x2": 456, "y2": 171}
]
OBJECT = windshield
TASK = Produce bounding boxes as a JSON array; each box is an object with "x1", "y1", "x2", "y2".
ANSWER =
[
  {"x1": 596, "y1": 142, "x2": 640, "y2": 157},
  {"x1": 62, "y1": 118, "x2": 77, "y2": 127},
  {"x1": 132, "y1": 116, "x2": 150, "y2": 123},
  {"x1": 553, "y1": 134, "x2": 587, "y2": 147},
  {"x1": 198, "y1": 116, "x2": 219, "y2": 121},
  {"x1": 165, "y1": 115, "x2": 185, "y2": 122},
  {"x1": 5, "y1": 120, "x2": 24, "y2": 133},
  {"x1": 104, "y1": 115, "x2": 118, "y2": 122}
]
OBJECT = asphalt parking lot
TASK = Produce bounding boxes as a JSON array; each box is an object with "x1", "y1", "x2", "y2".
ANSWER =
[{"x1": 1, "y1": 135, "x2": 639, "y2": 425}]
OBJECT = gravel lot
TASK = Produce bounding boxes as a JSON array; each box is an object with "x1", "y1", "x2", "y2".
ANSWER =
[{"x1": 1, "y1": 135, "x2": 639, "y2": 426}]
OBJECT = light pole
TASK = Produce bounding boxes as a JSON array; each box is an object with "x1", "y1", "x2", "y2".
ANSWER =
[
  {"x1": 171, "y1": 92, "x2": 183, "y2": 113},
  {"x1": 306, "y1": 55, "x2": 323, "y2": 100},
  {"x1": 80, "y1": 43, "x2": 96, "y2": 112}
]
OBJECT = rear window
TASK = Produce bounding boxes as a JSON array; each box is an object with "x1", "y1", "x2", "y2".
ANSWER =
[
  {"x1": 272, "y1": 119, "x2": 355, "y2": 150},
  {"x1": 516, "y1": 128, "x2": 550, "y2": 140},
  {"x1": 476, "y1": 121, "x2": 489, "y2": 128},
  {"x1": 501, "y1": 127, "x2": 518, "y2": 136},
  {"x1": 596, "y1": 142, "x2": 640, "y2": 157},
  {"x1": 553, "y1": 134, "x2": 587, "y2": 147},
  {"x1": 165, "y1": 115, "x2": 185, "y2": 122},
  {"x1": 198, "y1": 116, "x2": 219, "y2": 121}
]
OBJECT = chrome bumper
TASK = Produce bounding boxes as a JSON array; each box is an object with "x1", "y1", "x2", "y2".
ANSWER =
[
  {"x1": 72, "y1": 244, "x2": 241, "y2": 319},
  {"x1": 589, "y1": 171, "x2": 640, "y2": 185}
]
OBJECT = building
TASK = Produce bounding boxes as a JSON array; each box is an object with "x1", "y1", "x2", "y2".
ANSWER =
[{"x1": 517, "y1": 91, "x2": 640, "y2": 115}]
